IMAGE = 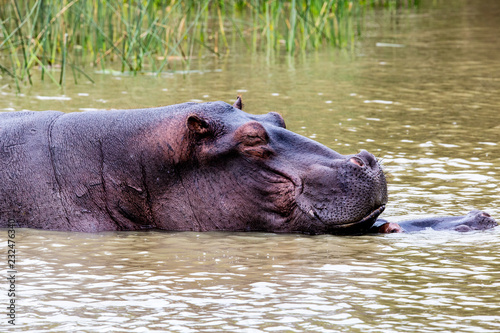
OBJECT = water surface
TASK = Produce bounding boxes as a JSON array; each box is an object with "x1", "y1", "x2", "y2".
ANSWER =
[{"x1": 5, "y1": 228, "x2": 500, "y2": 332}]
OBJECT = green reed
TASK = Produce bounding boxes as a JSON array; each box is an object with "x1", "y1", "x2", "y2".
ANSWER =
[{"x1": 0, "y1": 0, "x2": 418, "y2": 90}]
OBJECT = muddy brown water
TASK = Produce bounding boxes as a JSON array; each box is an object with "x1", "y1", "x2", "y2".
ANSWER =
[{"x1": 1, "y1": 1, "x2": 500, "y2": 332}]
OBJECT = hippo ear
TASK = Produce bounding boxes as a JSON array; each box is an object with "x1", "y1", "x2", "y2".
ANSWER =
[
  {"x1": 233, "y1": 96, "x2": 243, "y2": 110},
  {"x1": 186, "y1": 115, "x2": 211, "y2": 136},
  {"x1": 234, "y1": 121, "x2": 272, "y2": 158}
]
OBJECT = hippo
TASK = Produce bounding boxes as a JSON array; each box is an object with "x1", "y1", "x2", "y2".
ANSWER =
[
  {"x1": 0, "y1": 97, "x2": 388, "y2": 234},
  {"x1": 371, "y1": 210, "x2": 497, "y2": 233}
]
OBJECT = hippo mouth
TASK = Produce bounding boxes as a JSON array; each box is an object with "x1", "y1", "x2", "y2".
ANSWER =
[{"x1": 329, "y1": 204, "x2": 386, "y2": 235}]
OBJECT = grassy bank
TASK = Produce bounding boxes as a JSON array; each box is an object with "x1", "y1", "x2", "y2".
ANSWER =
[{"x1": 0, "y1": 0, "x2": 418, "y2": 90}]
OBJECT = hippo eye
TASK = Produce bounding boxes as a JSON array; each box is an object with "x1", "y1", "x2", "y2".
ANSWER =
[
  {"x1": 234, "y1": 121, "x2": 273, "y2": 158},
  {"x1": 390, "y1": 229, "x2": 398, "y2": 233},
  {"x1": 265, "y1": 112, "x2": 286, "y2": 129}
]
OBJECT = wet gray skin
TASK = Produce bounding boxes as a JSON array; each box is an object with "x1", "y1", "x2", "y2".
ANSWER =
[
  {"x1": 371, "y1": 210, "x2": 498, "y2": 233},
  {"x1": 0, "y1": 98, "x2": 388, "y2": 234}
]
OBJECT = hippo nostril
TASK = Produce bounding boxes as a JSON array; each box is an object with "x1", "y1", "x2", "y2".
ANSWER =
[
  {"x1": 350, "y1": 157, "x2": 364, "y2": 167},
  {"x1": 481, "y1": 212, "x2": 491, "y2": 218},
  {"x1": 356, "y1": 150, "x2": 378, "y2": 169}
]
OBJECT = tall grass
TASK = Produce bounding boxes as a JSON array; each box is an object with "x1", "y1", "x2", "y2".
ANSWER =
[{"x1": 0, "y1": 0, "x2": 418, "y2": 90}]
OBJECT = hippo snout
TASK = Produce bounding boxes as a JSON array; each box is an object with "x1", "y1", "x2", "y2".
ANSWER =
[
  {"x1": 461, "y1": 210, "x2": 498, "y2": 231},
  {"x1": 295, "y1": 148, "x2": 387, "y2": 234},
  {"x1": 342, "y1": 150, "x2": 388, "y2": 209}
]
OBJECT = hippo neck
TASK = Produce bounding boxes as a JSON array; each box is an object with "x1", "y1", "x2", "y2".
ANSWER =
[{"x1": 50, "y1": 107, "x2": 195, "y2": 231}]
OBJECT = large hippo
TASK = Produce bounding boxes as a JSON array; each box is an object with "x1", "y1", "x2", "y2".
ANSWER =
[
  {"x1": 0, "y1": 97, "x2": 388, "y2": 234},
  {"x1": 371, "y1": 210, "x2": 497, "y2": 233}
]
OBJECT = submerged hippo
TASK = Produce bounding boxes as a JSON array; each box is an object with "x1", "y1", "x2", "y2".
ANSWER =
[
  {"x1": 371, "y1": 210, "x2": 497, "y2": 233},
  {"x1": 0, "y1": 97, "x2": 388, "y2": 234}
]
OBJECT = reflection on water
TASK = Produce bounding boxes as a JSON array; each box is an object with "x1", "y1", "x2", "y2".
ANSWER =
[
  {"x1": 5, "y1": 228, "x2": 500, "y2": 332},
  {"x1": 1, "y1": 0, "x2": 500, "y2": 331}
]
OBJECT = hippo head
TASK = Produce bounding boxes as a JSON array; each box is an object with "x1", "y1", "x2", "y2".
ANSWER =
[
  {"x1": 450, "y1": 210, "x2": 497, "y2": 232},
  {"x1": 373, "y1": 210, "x2": 497, "y2": 234},
  {"x1": 146, "y1": 98, "x2": 387, "y2": 234}
]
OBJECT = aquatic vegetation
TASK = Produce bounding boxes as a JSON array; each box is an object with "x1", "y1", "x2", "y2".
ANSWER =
[{"x1": 0, "y1": 0, "x2": 418, "y2": 90}]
